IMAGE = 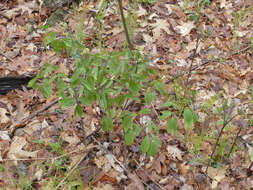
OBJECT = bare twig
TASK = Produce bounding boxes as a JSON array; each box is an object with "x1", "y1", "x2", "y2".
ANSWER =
[
  {"x1": 55, "y1": 152, "x2": 87, "y2": 190},
  {"x1": 0, "y1": 50, "x2": 14, "y2": 62},
  {"x1": 123, "y1": 137, "x2": 128, "y2": 169},
  {"x1": 186, "y1": 35, "x2": 200, "y2": 85},
  {"x1": 9, "y1": 98, "x2": 59, "y2": 136},
  {"x1": 91, "y1": 135, "x2": 157, "y2": 190},
  {"x1": 91, "y1": 135, "x2": 126, "y2": 171},
  {"x1": 117, "y1": 0, "x2": 134, "y2": 50},
  {"x1": 227, "y1": 121, "x2": 243, "y2": 157},
  {"x1": 247, "y1": 161, "x2": 253, "y2": 175},
  {"x1": 166, "y1": 45, "x2": 251, "y2": 84},
  {"x1": 74, "y1": 88, "x2": 87, "y2": 155},
  {"x1": 205, "y1": 110, "x2": 238, "y2": 173}
]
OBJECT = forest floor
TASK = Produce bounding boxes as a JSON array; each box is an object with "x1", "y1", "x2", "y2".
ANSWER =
[{"x1": 0, "y1": 0, "x2": 253, "y2": 189}]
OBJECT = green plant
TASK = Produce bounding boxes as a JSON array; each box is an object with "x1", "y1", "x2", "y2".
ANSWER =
[
  {"x1": 29, "y1": 29, "x2": 168, "y2": 157},
  {"x1": 250, "y1": 37, "x2": 253, "y2": 50},
  {"x1": 233, "y1": 6, "x2": 253, "y2": 28},
  {"x1": 0, "y1": 164, "x2": 5, "y2": 172},
  {"x1": 182, "y1": 0, "x2": 211, "y2": 21},
  {"x1": 49, "y1": 142, "x2": 64, "y2": 154},
  {"x1": 18, "y1": 174, "x2": 33, "y2": 190},
  {"x1": 135, "y1": 0, "x2": 156, "y2": 4}
]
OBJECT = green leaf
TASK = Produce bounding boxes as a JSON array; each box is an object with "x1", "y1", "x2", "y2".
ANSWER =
[
  {"x1": 104, "y1": 80, "x2": 113, "y2": 89},
  {"x1": 113, "y1": 86, "x2": 123, "y2": 96},
  {"x1": 138, "y1": 108, "x2": 151, "y2": 115},
  {"x1": 217, "y1": 119, "x2": 223, "y2": 126},
  {"x1": 161, "y1": 101, "x2": 178, "y2": 109},
  {"x1": 167, "y1": 117, "x2": 178, "y2": 134},
  {"x1": 147, "y1": 123, "x2": 152, "y2": 133},
  {"x1": 160, "y1": 111, "x2": 172, "y2": 120},
  {"x1": 68, "y1": 87, "x2": 75, "y2": 96},
  {"x1": 57, "y1": 78, "x2": 67, "y2": 93},
  {"x1": 193, "y1": 110, "x2": 198, "y2": 123},
  {"x1": 148, "y1": 121, "x2": 159, "y2": 134},
  {"x1": 125, "y1": 130, "x2": 134, "y2": 145},
  {"x1": 152, "y1": 134, "x2": 162, "y2": 147},
  {"x1": 250, "y1": 118, "x2": 253, "y2": 125},
  {"x1": 135, "y1": 124, "x2": 142, "y2": 136},
  {"x1": 80, "y1": 91, "x2": 97, "y2": 105},
  {"x1": 145, "y1": 92, "x2": 156, "y2": 105},
  {"x1": 97, "y1": 69, "x2": 104, "y2": 84},
  {"x1": 60, "y1": 97, "x2": 75, "y2": 109},
  {"x1": 123, "y1": 115, "x2": 133, "y2": 132},
  {"x1": 115, "y1": 95, "x2": 125, "y2": 107},
  {"x1": 28, "y1": 77, "x2": 38, "y2": 88},
  {"x1": 70, "y1": 75, "x2": 80, "y2": 87},
  {"x1": 111, "y1": 109, "x2": 116, "y2": 118},
  {"x1": 224, "y1": 123, "x2": 231, "y2": 131},
  {"x1": 152, "y1": 80, "x2": 165, "y2": 96},
  {"x1": 184, "y1": 108, "x2": 193, "y2": 129},
  {"x1": 147, "y1": 142, "x2": 158, "y2": 157},
  {"x1": 81, "y1": 79, "x2": 93, "y2": 91},
  {"x1": 39, "y1": 86, "x2": 49, "y2": 98},
  {"x1": 141, "y1": 136, "x2": 150, "y2": 153},
  {"x1": 43, "y1": 31, "x2": 57, "y2": 46},
  {"x1": 74, "y1": 105, "x2": 83, "y2": 117},
  {"x1": 99, "y1": 93, "x2": 109, "y2": 111},
  {"x1": 189, "y1": 13, "x2": 199, "y2": 22},
  {"x1": 153, "y1": 124, "x2": 159, "y2": 134},
  {"x1": 42, "y1": 78, "x2": 53, "y2": 97},
  {"x1": 51, "y1": 40, "x2": 66, "y2": 54},
  {"x1": 128, "y1": 79, "x2": 140, "y2": 95},
  {"x1": 92, "y1": 65, "x2": 99, "y2": 80},
  {"x1": 102, "y1": 115, "x2": 113, "y2": 131}
]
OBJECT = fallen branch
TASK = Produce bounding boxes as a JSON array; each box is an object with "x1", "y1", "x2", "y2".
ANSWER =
[
  {"x1": 9, "y1": 98, "x2": 59, "y2": 137},
  {"x1": 166, "y1": 45, "x2": 251, "y2": 84}
]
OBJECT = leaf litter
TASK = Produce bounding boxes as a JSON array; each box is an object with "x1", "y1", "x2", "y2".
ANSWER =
[{"x1": 0, "y1": 0, "x2": 253, "y2": 189}]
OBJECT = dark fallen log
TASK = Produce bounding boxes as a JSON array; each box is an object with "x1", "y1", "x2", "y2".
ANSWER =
[{"x1": 0, "y1": 76, "x2": 34, "y2": 94}]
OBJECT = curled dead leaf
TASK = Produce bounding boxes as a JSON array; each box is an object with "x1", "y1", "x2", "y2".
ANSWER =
[
  {"x1": 7, "y1": 136, "x2": 38, "y2": 165},
  {"x1": 167, "y1": 145, "x2": 183, "y2": 161}
]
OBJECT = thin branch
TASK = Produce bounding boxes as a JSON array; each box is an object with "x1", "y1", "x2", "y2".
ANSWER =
[
  {"x1": 74, "y1": 88, "x2": 87, "y2": 148},
  {"x1": 55, "y1": 152, "x2": 87, "y2": 190},
  {"x1": 91, "y1": 135, "x2": 126, "y2": 171},
  {"x1": 227, "y1": 122, "x2": 243, "y2": 157},
  {"x1": 9, "y1": 98, "x2": 59, "y2": 137},
  {"x1": 186, "y1": 35, "x2": 200, "y2": 85},
  {"x1": 117, "y1": 0, "x2": 134, "y2": 50},
  {"x1": 0, "y1": 50, "x2": 14, "y2": 62},
  {"x1": 166, "y1": 45, "x2": 251, "y2": 84},
  {"x1": 205, "y1": 112, "x2": 238, "y2": 173},
  {"x1": 247, "y1": 161, "x2": 253, "y2": 175},
  {"x1": 90, "y1": 135, "x2": 155, "y2": 189}
]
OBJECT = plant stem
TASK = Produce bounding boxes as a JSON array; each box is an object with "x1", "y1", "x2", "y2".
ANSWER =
[
  {"x1": 117, "y1": 0, "x2": 134, "y2": 50},
  {"x1": 227, "y1": 121, "x2": 243, "y2": 157},
  {"x1": 205, "y1": 111, "x2": 238, "y2": 173}
]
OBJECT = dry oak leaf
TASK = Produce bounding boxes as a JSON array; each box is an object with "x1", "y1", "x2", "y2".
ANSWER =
[
  {"x1": 0, "y1": 108, "x2": 10, "y2": 124},
  {"x1": 7, "y1": 136, "x2": 38, "y2": 165},
  {"x1": 204, "y1": 166, "x2": 227, "y2": 189},
  {"x1": 174, "y1": 22, "x2": 195, "y2": 36},
  {"x1": 93, "y1": 183, "x2": 115, "y2": 190},
  {"x1": 167, "y1": 145, "x2": 183, "y2": 161},
  {"x1": 0, "y1": 0, "x2": 39, "y2": 19},
  {"x1": 151, "y1": 19, "x2": 171, "y2": 39},
  {"x1": 136, "y1": 4, "x2": 147, "y2": 17},
  {"x1": 126, "y1": 172, "x2": 145, "y2": 190}
]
